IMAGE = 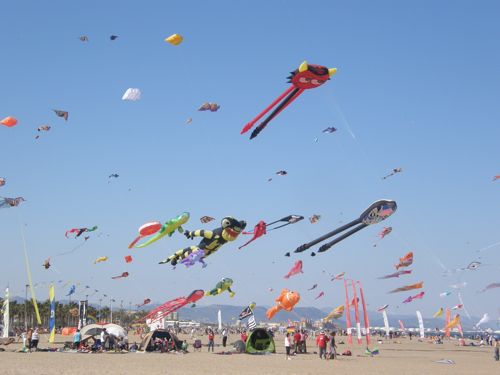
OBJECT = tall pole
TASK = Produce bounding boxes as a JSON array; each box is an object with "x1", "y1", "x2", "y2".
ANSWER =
[
  {"x1": 120, "y1": 300, "x2": 123, "y2": 325},
  {"x1": 110, "y1": 298, "x2": 113, "y2": 323},
  {"x1": 98, "y1": 299, "x2": 102, "y2": 322},
  {"x1": 24, "y1": 284, "x2": 28, "y2": 331}
]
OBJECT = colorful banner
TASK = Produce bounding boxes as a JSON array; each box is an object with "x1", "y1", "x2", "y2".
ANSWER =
[
  {"x1": 49, "y1": 284, "x2": 55, "y2": 343},
  {"x1": 358, "y1": 281, "x2": 371, "y2": 346},
  {"x1": 398, "y1": 319, "x2": 405, "y2": 332},
  {"x1": 445, "y1": 308, "x2": 451, "y2": 338},
  {"x1": 416, "y1": 310, "x2": 425, "y2": 339},
  {"x1": 344, "y1": 280, "x2": 352, "y2": 345},
  {"x1": 2, "y1": 288, "x2": 9, "y2": 338},
  {"x1": 21, "y1": 227, "x2": 41, "y2": 325},
  {"x1": 351, "y1": 280, "x2": 362, "y2": 345}
]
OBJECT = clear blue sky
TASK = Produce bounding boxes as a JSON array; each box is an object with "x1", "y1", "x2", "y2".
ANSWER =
[{"x1": 1, "y1": 0, "x2": 499, "y2": 324}]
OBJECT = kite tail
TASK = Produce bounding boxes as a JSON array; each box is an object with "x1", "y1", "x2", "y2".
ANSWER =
[{"x1": 266, "y1": 305, "x2": 281, "y2": 320}]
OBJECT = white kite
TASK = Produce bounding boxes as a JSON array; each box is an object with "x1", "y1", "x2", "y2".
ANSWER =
[{"x1": 122, "y1": 88, "x2": 141, "y2": 101}]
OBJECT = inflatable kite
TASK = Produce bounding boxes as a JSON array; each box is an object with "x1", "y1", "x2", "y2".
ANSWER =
[
  {"x1": 284, "y1": 260, "x2": 303, "y2": 279},
  {"x1": 314, "y1": 291, "x2": 325, "y2": 300},
  {"x1": 198, "y1": 102, "x2": 220, "y2": 112},
  {"x1": 139, "y1": 290, "x2": 205, "y2": 323},
  {"x1": 266, "y1": 289, "x2": 300, "y2": 320},
  {"x1": 0, "y1": 178, "x2": 5, "y2": 187},
  {"x1": 122, "y1": 88, "x2": 141, "y2": 101},
  {"x1": 292, "y1": 199, "x2": 397, "y2": 256},
  {"x1": 378, "y1": 270, "x2": 412, "y2": 279},
  {"x1": 239, "y1": 215, "x2": 303, "y2": 249},
  {"x1": 42, "y1": 258, "x2": 51, "y2": 270},
  {"x1": 65, "y1": 226, "x2": 97, "y2": 238},
  {"x1": 37, "y1": 125, "x2": 50, "y2": 132},
  {"x1": 323, "y1": 127, "x2": 337, "y2": 133},
  {"x1": 373, "y1": 227, "x2": 392, "y2": 247},
  {"x1": 451, "y1": 304, "x2": 463, "y2": 310},
  {"x1": 0, "y1": 197, "x2": 25, "y2": 209},
  {"x1": 475, "y1": 313, "x2": 490, "y2": 328},
  {"x1": 434, "y1": 308, "x2": 444, "y2": 318},
  {"x1": 382, "y1": 168, "x2": 402, "y2": 180},
  {"x1": 110, "y1": 35, "x2": 118, "y2": 40},
  {"x1": 493, "y1": 175, "x2": 500, "y2": 181},
  {"x1": 79, "y1": 36, "x2": 88, "y2": 42},
  {"x1": 109, "y1": 173, "x2": 119, "y2": 179},
  {"x1": 395, "y1": 251, "x2": 413, "y2": 270},
  {"x1": 402, "y1": 291, "x2": 424, "y2": 303},
  {"x1": 159, "y1": 216, "x2": 246, "y2": 267},
  {"x1": 1, "y1": 116, "x2": 17, "y2": 127},
  {"x1": 323, "y1": 305, "x2": 344, "y2": 321},
  {"x1": 66, "y1": 285, "x2": 76, "y2": 296},
  {"x1": 53, "y1": 109, "x2": 68, "y2": 121},
  {"x1": 200, "y1": 216, "x2": 215, "y2": 223},
  {"x1": 331, "y1": 272, "x2": 345, "y2": 281},
  {"x1": 479, "y1": 283, "x2": 500, "y2": 293},
  {"x1": 440, "y1": 291, "x2": 451, "y2": 297},
  {"x1": 377, "y1": 304, "x2": 389, "y2": 312},
  {"x1": 444, "y1": 314, "x2": 460, "y2": 330},
  {"x1": 389, "y1": 281, "x2": 423, "y2": 294},
  {"x1": 309, "y1": 214, "x2": 321, "y2": 224},
  {"x1": 127, "y1": 221, "x2": 162, "y2": 248},
  {"x1": 308, "y1": 284, "x2": 318, "y2": 290},
  {"x1": 137, "y1": 298, "x2": 151, "y2": 308},
  {"x1": 205, "y1": 278, "x2": 235, "y2": 298},
  {"x1": 165, "y1": 34, "x2": 183, "y2": 45},
  {"x1": 180, "y1": 249, "x2": 206, "y2": 268},
  {"x1": 241, "y1": 61, "x2": 337, "y2": 139},
  {"x1": 112, "y1": 272, "x2": 129, "y2": 279},
  {"x1": 94, "y1": 256, "x2": 108, "y2": 264},
  {"x1": 135, "y1": 212, "x2": 190, "y2": 248}
]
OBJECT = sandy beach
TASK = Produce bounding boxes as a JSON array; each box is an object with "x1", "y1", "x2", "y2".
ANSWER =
[{"x1": 0, "y1": 333, "x2": 496, "y2": 375}]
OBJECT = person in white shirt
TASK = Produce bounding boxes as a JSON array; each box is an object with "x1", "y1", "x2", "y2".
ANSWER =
[
  {"x1": 222, "y1": 328, "x2": 228, "y2": 347},
  {"x1": 31, "y1": 328, "x2": 39, "y2": 351},
  {"x1": 285, "y1": 333, "x2": 291, "y2": 360}
]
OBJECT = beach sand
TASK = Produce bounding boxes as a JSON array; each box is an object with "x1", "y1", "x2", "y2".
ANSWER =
[{"x1": 0, "y1": 333, "x2": 496, "y2": 375}]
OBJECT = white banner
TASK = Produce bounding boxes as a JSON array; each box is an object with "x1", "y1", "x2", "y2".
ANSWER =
[
  {"x1": 416, "y1": 311, "x2": 425, "y2": 339},
  {"x1": 2, "y1": 288, "x2": 9, "y2": 338},
  {"x1": 382, "y1": 310, "x2": 390, "y2": 337}
]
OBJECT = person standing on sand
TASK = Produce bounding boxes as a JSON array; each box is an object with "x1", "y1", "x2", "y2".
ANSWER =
[
  {"x1": 222, "y1": 328, "x2": 228, "y2": 347},
  {"x1": 207, "y1": 329, "x2": 215, "y2": 352},
  {"x1": 293, "y1": 330, "x2": 301, "y2": 354},
  {"x1": 285, "y1": 332, "x2": 292, "y2": 360},
  {"x1": 73, "y1": 329, "x2": 81, "y2": 350},
  {"x1": 494, "y1": 339, "x2": 499, "y2": 361},
  {"x1": 316, "y1": 331, "x2": 327, "y2": 359},
  {"x1": 26, "y1": 328, "x2": 33, "y2": 352},
  {"x1": 241, "y1": 330, "x2": 248, "y2": 343},
  {"x1": 31, "y1": 328, "x2": 39, "y2": 351}
]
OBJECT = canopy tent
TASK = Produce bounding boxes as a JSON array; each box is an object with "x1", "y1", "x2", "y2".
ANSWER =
[
  {"x1": 139, "y1": 329, "x2": 182, "y2": 352},
  {"x1": 245, "y1": 328, "x2": 275, "y2": 354},
  {"x1": 80, "y1": 323, "x2": 126, "y2": 341}
]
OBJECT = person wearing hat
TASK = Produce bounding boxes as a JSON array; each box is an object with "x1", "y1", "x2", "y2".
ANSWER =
[{"x1": 316, "y1": 331, "x2": 327, "y2": 359}]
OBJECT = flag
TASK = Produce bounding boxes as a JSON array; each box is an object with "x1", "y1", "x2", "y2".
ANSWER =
[
  {"x1": 2, "y1": 288, "x2": 9, "y2": 338},
  {"x1": 49, "y1": 284, "x2": 55, "y2": 343},
  {"x1": 238, "y1": 305, "x2": 253, "y2": 320},
  {"x1": 247, "y1": 315, "x2": 256, "y2": 330}
]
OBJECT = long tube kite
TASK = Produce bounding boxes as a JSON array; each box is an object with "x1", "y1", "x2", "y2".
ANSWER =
[
  {"x1": 389, "y1": 281, "x2": 423, "y2": 293},
  {"x1": 139, "y1": 290, "x2": 204, "y2": 323},
  {"x1": 378, "y1": 270, "x2": 412, "y2": 279},
  {"x1": 395, "y1": 251, "x2": 413, "y2": 270},
  {"x1": 239, "y1": 215, "x2": 303, "y2": 249},
  {"x1": 292, "y1": 199, "x2": 397, "y2": 256},
  {"x1": 241, "y1": 61, "x2": 337, "y2": 139}
]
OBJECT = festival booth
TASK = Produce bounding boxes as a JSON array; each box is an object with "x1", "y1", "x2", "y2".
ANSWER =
[
  {"x1": 138, "y1": 329, "x2": 182, "y2": 352},
  {"x1": 245, "y1": 328, "x2": 275, "y2": 354}
]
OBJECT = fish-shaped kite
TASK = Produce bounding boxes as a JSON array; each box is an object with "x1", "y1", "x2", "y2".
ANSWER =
[
  {"x1": 284, "y1": 260, "x2": 303, "y2": 279},
  {"x1": 378, "y1": 270, "x2": 412, "y2": 279},
  {"x1": 389, "y1": 281, "x2": 423, "y2": 294},
  {"x1": 395, "y1": 251, "x2": 413, "y2": 270},
  {"x1": 112, "y1": 272, "x2": 129, "y2": 279},
  {"x1": 373, "y1": 227, "x2": 392, "y2": 247},
  {"x1": 137, "y1": 298, "x2": 151, "y2": 308},
  {"x1": 308, "y1": 284, "x2": 318, "y2": 290},
  {"x1": 451, "y1": 304, "x2": 463, "y2": 310},
  {"x1": 377, "y1": 304, "x2": 389, "y2": 312},
  {"x1": 94, "y1": 256, "x2": 108, "y2": 264},
  {"x1": 314, "y1": 291, "x2": 325, "y2": 300},
  {"x1": 241, "y1": 61, "x2": 337, "y2": 139},
  {"x1": 440, "y1": 291, "x2": 452, "y2": 297},
  {"x1": 331, "y1": 272, "x2": 345, "y2": 281},
  {"x1": 492, "y1": 176, "x2": 500, "y2": 181},
  {"x1": 402, "y1": 291, "x2": 425, "y2": 303},
  {"x1": 479, "y1": 283, "x2": 500, "y2": 293}
]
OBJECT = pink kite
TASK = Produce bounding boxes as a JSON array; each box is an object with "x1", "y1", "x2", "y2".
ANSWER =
[
  {"x1": 139, "y1": 290, "x2": 205, "y2": 323},
  {"x1": 284, "y1": 260, "x2": 303, "y2": 279},
  {"x1": 373, "y1": 227, "x2": 392, "y2": 247},
  {"x1": 137, "y1": 298, "x2": 151, "y2": 308},
  {"x1": 314, "y1": 291, "x2": 325, "y2": 300},
  {"x1": 239, "y1": 220, "x2": 267, "y2": 249},
  {"x1": 402, "y1": 291, "x2": 425, "y2": 303}
]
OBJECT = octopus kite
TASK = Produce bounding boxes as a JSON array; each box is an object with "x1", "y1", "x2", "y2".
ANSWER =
[
  {"x1": 291, "y1": 199, "x2": 397, "y2": 256},
  {"x1": 241, "y1": 61, "x2": 337, "y2": 139},
  {"x1": 159, "y1": 216, "x2": 246, "y2": 267},
  {"x1": 266, "y1": 289, "x2": 300, "y2": 320},
  {"x1": 205, "y1": 278, "x2": 236, "y2": 298}
]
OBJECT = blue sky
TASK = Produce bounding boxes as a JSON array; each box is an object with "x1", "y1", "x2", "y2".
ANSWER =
[{"x1": 1, "y1": 0, "x2": 499, "y2": 324}]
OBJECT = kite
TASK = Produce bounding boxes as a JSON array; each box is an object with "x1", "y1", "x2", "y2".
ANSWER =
[
  {"x1": 331, "y1": 272, "x2": 345, "y2": 281},
  {"x1": 127, "y1": 221, "x2": 162, "y2": 248},
  {"x1": 110, "y1": 35, "x2": 118, "y2": 40},
  {"x1": 53, "y1": 110, "x2": 68, "y2": 121},
  {"x1": 135, "y1": 212, "x2": 190, "y2": 248},
  {"x1": 322, "y1": 127, "x2": 337, "y2": 133},
  {"x1": 200, "y1": 216, "x2": 215, "y2": 223},
  {"x1": 111, "y1": 272, "x2": 129, "y2": 279},
  {"x1": 382, "y1": 168, "x2": 402, "y2": 180},
  {"x1": 451, "y1": 304, "x2": 463, "y2": 310},
  {"x1": 365, "y1": 347, "x2": 380, "y2": 356},
  {"x1": 314, "y1": 291, "x2": 325, "y2": 300},
  {"x1": 186, "y1": 118, "x2": 193, "y2": 125},
  {"x1": 323, "y1": 305, "x2": 344, "y2": 321},
  {"x1": 165, "y1": 34, "x2": 183, "y2": 45},
  {"x1": 402, "y1": 291, "x2": 425, "y2": 303},
  {"x1": 205, "y1": 278, "x2": 235, "y2": 298},
  {"x1": 241, "y1": 61, "x2": 337, "y2": 139},
  {"x1": 373, "y1": 227, "x2": 392, "y2": 247},
  {"x1": 266, "y1": 289, "x2": 300, "y2": 320},
  {"x1": 65, "y1": 226, "x2": 98, "y2": 238},
  {"x1": 492, "y1": 176, "x2": 500, "y2": 181},
  {"x1": 94, "y1": 256, "x2": 108, "y2": 264},
  {"x1": 137, "y1": 298, "x2": 151, "y2": 308},
  {"x1": 308, "y1": 284, "x2": 318, "y2": 290},
  {"x1": 475, "y1": 313, "x2": 490, "y2": 328},
  {"x1": 0, "y1": 178, "x2": 5, "y2": 187},
  {"x1": 395, "y1": 251, "x2": 413, "y2": 270},
  {"x1": 435, "y1": 359, "x2": 455, "y2": 365},
  {"x1": 42, "y1": 258, "x2": 51, "y2": 270},
  {"x1": 198, "y1": 102, "x2": 220, "y2": 112},
  {"x1": 159, "y1": 216, "x2": 246, "y2": 267},
  {"x1": 465, "y1": 261, "x2": 481, "y2": 270},
  {"x1": 109, "y1": 174, "x2": 119, "y2": 179},
  {"x1": 292, "y1": 199, "x2": 397, "y2": 256},
  {"x1": 1, "y1": 116, "x2": 17, "y2": 127},
  {"x1": 37, "y1": 125, "x2": 50, "y2": 132},
  {"x1": 450, "y1": 282, "x2": 467, "y2": 289},
  {"x1": 180, "y1": 249, "x2": 206, "y2": 268},
  {"x1": 378, "y1": 270, "x2": 412, "y2": 279},
  {"x1": 444, "y1": 314, "x2": 460, "y2": 330},
  {"x1": 284, "y1": 260, "x2": 303, "y2": 279},
  {"x1": 139, "y1": 290, "x2": 204, "y2": 323},
  {"x1": 479, "y1": 283, "x2": 500, "y2": 293},
  {"x1": 434, "y1": 308, "x2": 444, "y2": 318},
  {"x1": 0, "y1": 197, "x2": 25, "y2": 209},
  {"x1": 122, "y1": 88, "x2": 141, "y2": 101},
  {"x1": 124, "y1": 255, "x2": 133, "y2": 263},
  {"x1": 66, "y1": 285, "x2": 76, "y2": 296},
  {"x1": 309, "y1": 214, "x2": 321, "y2": 224},
  {"x1": 389, "y1": 281, "x2": 423, "y2": 294},
  {"x1": 79, "y1": 36, "x2": 89, "y2": 42},
  {"x1": 239, "y1": 215, "x2": 303, "y2": 249},
  {"x1": 440, "y1": 291, "x2": 451, "y2": 297},
  {"x1": 377, "y1": 304, "x2": 389, "y2": 312}
]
